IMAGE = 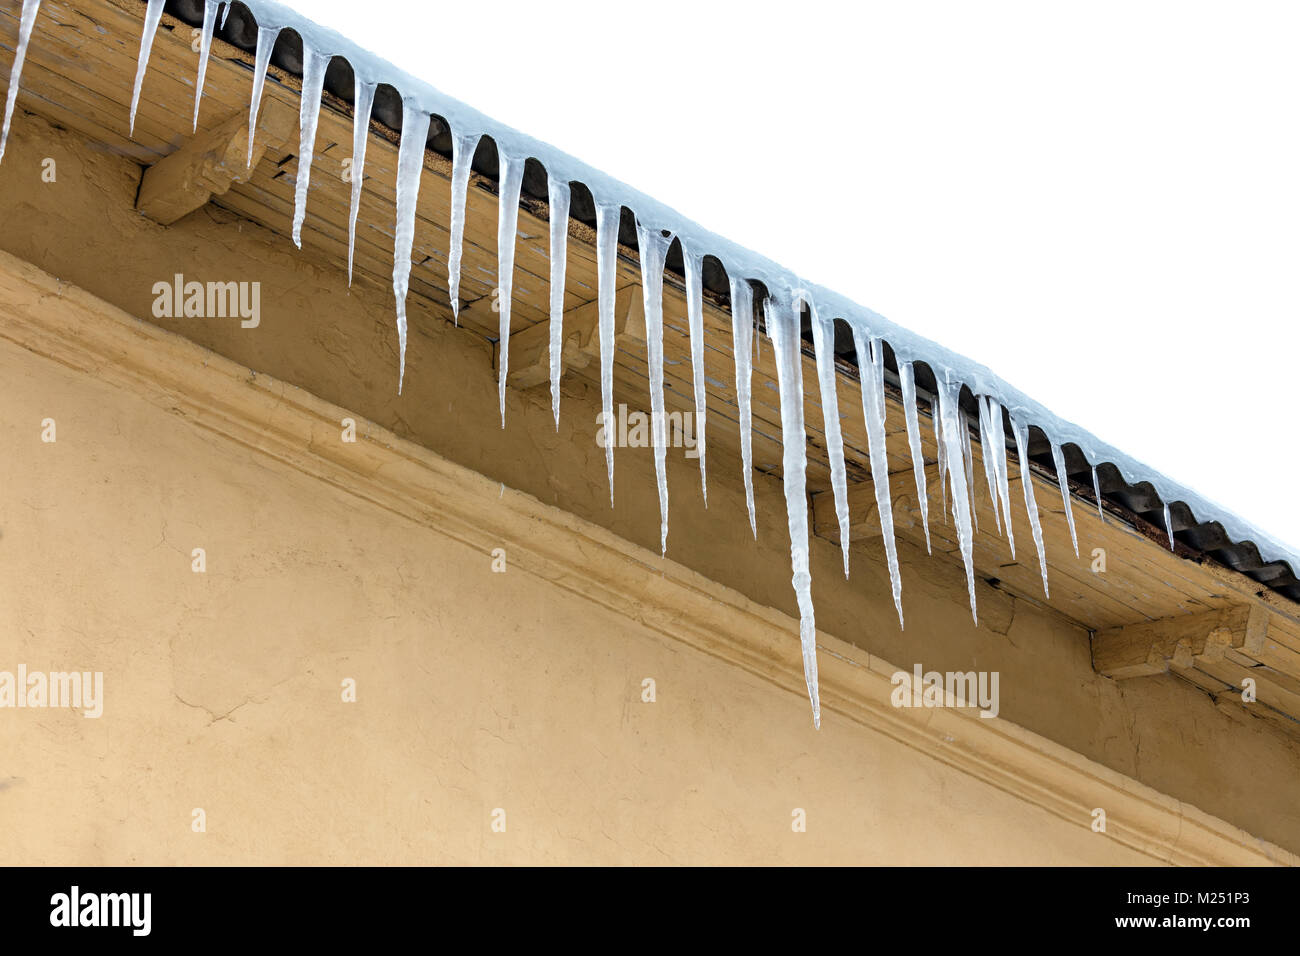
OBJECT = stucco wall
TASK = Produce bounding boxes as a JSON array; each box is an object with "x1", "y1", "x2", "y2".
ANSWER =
[
  {"x1": 0, "y1": 328, "x2": 1165, "y2": 865},
  {"x1": 0, "y1": 114, "x2": 1297, "y2": 861}
]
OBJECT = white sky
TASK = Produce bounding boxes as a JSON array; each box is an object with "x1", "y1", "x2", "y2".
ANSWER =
[{"x1": 286, "y1": 0, "x2": 1299, "y2": 554}]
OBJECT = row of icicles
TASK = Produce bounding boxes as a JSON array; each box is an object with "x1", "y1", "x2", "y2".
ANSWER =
[{"x1": 0, "y1": 0, "x2": 1142, "y2": 728}]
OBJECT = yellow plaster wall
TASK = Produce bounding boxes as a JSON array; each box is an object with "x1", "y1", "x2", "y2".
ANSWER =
[{"x1": 0, "y1": 114, "x2": 1295, "y2": 862}]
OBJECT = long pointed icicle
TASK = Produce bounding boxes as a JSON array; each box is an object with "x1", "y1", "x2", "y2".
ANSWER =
[
  {"x1": 683, "y1": 246, "x2": 709, "y2": 505},
  {"x1": 898, "y1": 363, "x2": 931, "y2": 554},
  {"x1": 855, "y1": 331, "x2": 905, "y2": 628},
  {"x1": 1093, "y1": 465, "x2": 1104, "y2": 519},
  {"x1": 937, "y1": 376, "x2": 978, "y2": 624},
  {"x1": 446, "y1": 129, "x2": 479, "y2": 324},
  {"x1": 977, "y1": 396, "x2": 1003, "y2": 535},
  {"x1": 986, "y1": 396, "x2": 1016, "y2": 560},
  {"x1": 290, "y1": 47, "x2": 328, "y2": 249},
  {"x1": 220, "y1": 1, "x2": 231, "y2": 29},
  {"x1": 933, "y1": 394, "x2": 948, "y2": 523},
  {"x1": 391, "y1": 103, "x2": 431, "y2": 394},
  {"x1": 495, "y1": 152, "x2": 525, "y2": 427},
  {"x1": 766, "y1": 296, "x2": 820, "y2": 728},
  {"x1": 1011, "y1": 416, "x2": 1050, "y2": 598},
  {"x1": 961, "y1": 408, "x2": 979, "y2": 533},
  {"x1": 547, "y1": 176, "x2": 570, "y2": 428},
  {"x1": 808, "y1": 299, "x2": 851, "y2": 577},
  {"x1": 246, "y1": 25, "x2": 281, "y2": 166},
  {"x1": 636, "y1": 220, "x2": 673, "y2": 555},
  {"x1": 1051, "y1": 441, "x2": 1079, "y2": 556},
  {"x1": 0, "y1": 0, "x2": 41, "y2": 165},
  {"x1": 594, "y1": 201, "x2": 620, "y2": 505},
  {"x1": 1164, "y1": 503, "x2": 1175, "y2": 550},
  {"x1": 346, "y1": 78, "x2": 375, "y2": 285},
  {"x1": 128, "y1": 0, "x2": 165, "y2": 138},
  {"x1": 192, "y1": 0, "x2": 219, "y2": 131},
  {"x1": 729, "y1": 275, "x2": 757, "y2": 538}
]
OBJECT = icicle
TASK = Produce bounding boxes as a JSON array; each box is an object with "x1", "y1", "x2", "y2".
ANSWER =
[
  {"x1": 854, "y1": 331, "x2": 906, "y2": 627},
  {"x1": 807, "y1": 298, "x2": 851, "y2": 578},
  {"x1": 1011, "y1": 416, "x2": 1050, "y2": 598},
  {"x1": 729, "y1": 275, "x2": 757, "y2": 538},
  {"x1": 1051, "y1": 441, "x2": 1079, "y2": 557},
  {"x1": 220, "y1": 1, "x2": 231, "y2": 29},
  {"x1": 192, "y1": 0, "x2": 219, "y2": 131},
  {"x1": 933, "y1": 394, "x2": 948, "y2": 523},
  {"x1": 547, "y1": 176, "x2": 570, "y2": 428},
  {"x1": 128, "y1": 0, "x2": 165, "y2": 138},
  {"x1": 1164, "y1": 502, "x2": 1175, "y2": 550},
  {"x1": 977, "y1": 397, "x2": 1002, "y2": 535},
  {"x1": 346, "y1": 78, "x2": 375, "y2": 285},
  {"x1": 898, "y1": 363, "x2": 931, "y2": 554},
  {"x1": 635, "y1": 220, "x2": 674, "y2": 555},
  {"x1": 246, "y1": 25, "x2": 281, "y2": 166},
  {"x1": 986, "y1": 396, "x2": 1015, "y2": 560},
  {"x1": 937, "y1": 376, "x2": 978, "y2": 623},
  {"x1": 0, "y1": 0, "x2": 41, "y2": 165},
  {"x1": 1093, "y1": 465, "x2": 1104, "y2": 519},
  {"x1": 961, "y1": 408, "x2": 979, "y2": 533},
  {"x1": 446, "y1": 129, "x2": 479, "y2": 324},
  {"x1": 594, "y1": 201, "x2": 620, "y2": 505},
  {"x1": 290, "y1": 47, "x2": 328, "y2": 249},
  {"x1": 683, "y1": 246, "x2": 709, "y2": 506},
  {"x1": 390, "y1": 103, "x2": 431, "y2": 394},
  {"x1": 495, "y1": 152, "x2": 525, "y2": 427},
  {"x1": 766, "y1": 296, "x2": 820, "y2": 728}
]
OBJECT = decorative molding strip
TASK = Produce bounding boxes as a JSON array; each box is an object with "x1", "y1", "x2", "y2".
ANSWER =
[{"x1": 0, "y1": 248, "x2": 1291, "y2": 867}]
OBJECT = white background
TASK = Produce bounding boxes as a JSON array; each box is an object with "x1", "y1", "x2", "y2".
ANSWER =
[{"x1": 286, "y1": 0, "x2": 1299, "y2": 553}]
